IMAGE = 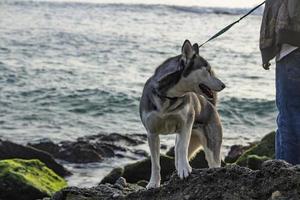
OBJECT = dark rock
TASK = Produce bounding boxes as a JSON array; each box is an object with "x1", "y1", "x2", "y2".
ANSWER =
[
  {"x1": 79, "y1": 132, "x2": 146, "y2": 146},
  {"x1": 224, "y1": 143, "x2": 255, "y2": 163},
  {"x1": 102, "y1": 133, "x2": 142, "y2": 145},
  {"x1": 0, "y1": 139, "x2": 71, "y2": 177},
  {"x1": 52, "y1": 160, "x2": 300, "y2": 200},
  {"x1": 30, "y1": 140, "x2": 104, "y2": 163},
  {"x1": 100, "y1": 168, "x2": 124, "y2": 185},
  {"x1": 101, "y1": 150, "x2": 213, "y2": 185},
  {"x1": 52, "y1": 182, "x2": 143, "y2": 200},
  {"x1": 60, "y1": 141, "x2": 105, "y2": 163},
  {"x1": 29, "y1": 133, "x2": 148, "y2": 164},
  {"x1": 115, "y1": 177, "x2": 127, "y2": 187},
  {"x1": 236, "y1": 131, "x2": 275, "y2": 169},
  {"x1": 101, "y1": 154, "x2": 174, "y2": 184},
  {"x1": 165, "y1": 146, "x2": 175, "y2": 157},
  {"x1": 123, "y1": 154, "x2": 175, "y2": 183},
  {"x1": 28, "y1": 138, "x2": 61, "y2": 156},
  {"x1": 136, "y1": 180, "x2": 148, "y2": 188},
  {"x1": 166, "y1": 147, "x2": 225, "y2": 168},
  {"x1": 189, "y1": 150, "x2": 210, "y2": 168}
]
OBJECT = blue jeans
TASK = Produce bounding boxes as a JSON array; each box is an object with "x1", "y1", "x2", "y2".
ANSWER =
[{"x1": 276, "y1": 49, "x2": 300, "y2": 165}]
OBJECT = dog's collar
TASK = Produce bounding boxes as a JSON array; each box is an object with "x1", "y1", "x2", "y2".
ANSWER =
[{"x1": 152, "y1": 88, "x2": 178, "y2": 101}]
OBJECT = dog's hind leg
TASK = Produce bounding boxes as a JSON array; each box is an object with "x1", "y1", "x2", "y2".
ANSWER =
[
  {"x1": 146, "y1": 133, "x2": 161, "y2": 189},
  {"x1": 175, "y1": 134, "x2": 179, "y2": 170},
  {"x1": 192, "y1": 125, "x2": 221, "y2": 168},
  {"x1": 203, "y1": 123, "x2": 222, "y2": 168},
  {"x1": 188, "y1": 131, "x2": 203, "y2": 160}
]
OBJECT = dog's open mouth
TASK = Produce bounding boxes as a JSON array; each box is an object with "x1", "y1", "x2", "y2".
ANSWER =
[{"x1": 199, "y1": 84, "x2": 214, "y2": 98}]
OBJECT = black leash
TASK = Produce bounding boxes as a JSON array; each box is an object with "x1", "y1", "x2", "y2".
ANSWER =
[{"x1": 198, "y1": 1, "x2": 266, "y2": 48}]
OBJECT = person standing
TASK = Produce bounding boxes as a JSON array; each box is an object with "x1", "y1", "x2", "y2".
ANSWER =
[{"x1": 260, "y1": 0, "x2": 300, "y2": 164}]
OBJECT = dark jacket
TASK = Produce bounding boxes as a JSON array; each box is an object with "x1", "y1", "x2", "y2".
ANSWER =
[{"x1": 260, "y1": 0, "x2": 300, "y2": 69}]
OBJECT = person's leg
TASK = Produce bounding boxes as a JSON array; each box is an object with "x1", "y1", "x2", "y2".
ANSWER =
[{"x1": 276, "y1": 49, "x2": 300, "y2": 165}]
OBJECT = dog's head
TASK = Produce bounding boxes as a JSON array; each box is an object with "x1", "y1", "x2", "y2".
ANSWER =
[{"x1": 158, "y1": 40, "x2": 225, "y2": 99}]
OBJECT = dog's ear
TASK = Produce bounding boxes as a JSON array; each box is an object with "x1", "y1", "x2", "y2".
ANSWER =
[
  {"x1": 157, "y1": 63, "x2": 184, "y2": 92},
  {"x1": 181, "y1": 40, "x2": 194, "y2": 61},
  {"x1": 193, "y1": 43, "x2": 199, "y2": 54}
]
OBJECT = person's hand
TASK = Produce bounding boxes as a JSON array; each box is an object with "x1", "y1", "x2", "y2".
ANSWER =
[{"x1": 263, "y1": 62, "x2": 271, "y2": 70}]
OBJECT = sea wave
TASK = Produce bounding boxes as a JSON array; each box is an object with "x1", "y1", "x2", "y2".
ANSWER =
[
  {"x1": 1, "y1": 0, "x2": 263, "y2": 16},
  {"x1": 219, "y1": 97, "x2": 276, "y2": 126}
]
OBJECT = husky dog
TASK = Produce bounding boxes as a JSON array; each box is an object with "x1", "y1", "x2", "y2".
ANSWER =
[{"x1": 139, "y1": 40, "x2": 225, "y2": 189}]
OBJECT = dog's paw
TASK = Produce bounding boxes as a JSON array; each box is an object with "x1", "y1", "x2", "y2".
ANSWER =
[
  {"x1": 177, "y1": 162, "x2": 192, "y2": 179},
  {"x1": 146, "y1": 181, "x2": 160, "y2": 189}
]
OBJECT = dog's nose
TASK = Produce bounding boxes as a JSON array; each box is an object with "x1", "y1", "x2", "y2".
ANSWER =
[{"x1": 221, "y1": 84, "x2": 226, "y2": 89}]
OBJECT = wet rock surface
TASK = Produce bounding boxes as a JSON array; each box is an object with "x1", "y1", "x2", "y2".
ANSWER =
[
  {"x1": 0, "y1": 139, "x2": 71, "y2": 177},
  {"x1": 52, "y1": 160, "x2": 300, "y2": 200},
  {"x1": 28, "y1": 133, "x2": 148, "y2": 163}
]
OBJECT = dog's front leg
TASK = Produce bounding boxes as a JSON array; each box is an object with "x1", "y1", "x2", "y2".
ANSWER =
[
  {"x1": 176, "y1": 117, "x2": 193, "y2": 179},
  {"x1": 146, "y1": 133, "x2": 161, "y2": 189}
]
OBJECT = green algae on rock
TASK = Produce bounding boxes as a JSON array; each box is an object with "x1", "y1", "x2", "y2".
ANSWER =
[
  {"x1": 0, "y1": 159, "x2": 67, "y2": 200},
  {"x1": 235, "y1": 131, "x2": 275, "y2": 169}
]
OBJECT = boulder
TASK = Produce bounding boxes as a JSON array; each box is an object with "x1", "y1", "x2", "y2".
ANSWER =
[
  {"x1": 167, "y1": 146, "x2": 225, "y2": 168},
  {"x1": 0, "y1": 159, "x2": 67, "y2": 200},
  {"x1": 235, "y1": 131, "x2": 275, "y2": 169},
  {"x1": 0, "y1": 139, "x2": 71, "y2": 177},
  {"x1": 100, "y1": 154, "x2": 174, "y2": 184},
  {"x1": 29, "y1": 133, "x2": 148, "y2": 164},
  {"x1": 101, "y1": 149, "x2": 212, "y2": 185}
]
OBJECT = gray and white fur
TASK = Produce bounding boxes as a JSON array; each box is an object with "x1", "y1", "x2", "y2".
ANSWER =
[{"x1": 139, "y1": 40, "x2": 225, "y2": 189}]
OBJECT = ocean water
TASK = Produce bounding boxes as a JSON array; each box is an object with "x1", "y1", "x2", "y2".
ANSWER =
[{"x1": 0, "y1": 0, "x2": 276, "y2": 186}]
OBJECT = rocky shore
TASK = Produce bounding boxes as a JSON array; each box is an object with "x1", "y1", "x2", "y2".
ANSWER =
[
  {"x1": 53, "y1": 160, "x2": 300, "y2": 200},
  {"x1": 1, "y1": 131, "x2": 299, "y2": 200}
]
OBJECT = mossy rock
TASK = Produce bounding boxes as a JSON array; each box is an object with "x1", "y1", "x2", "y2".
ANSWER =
[
  {"x1": 247, "y1": 155, "x2": 270, "y2": 170},
  {"x1": 0, "y1": 159, "x2": 67, "y2": 200},
  {"x1": 235, "y1": 131, "x2": 275, "y2": 169},
  {"x1": 0, "y1": 139, "x2": 71, "y2": 177}
]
